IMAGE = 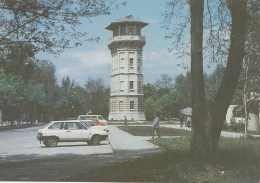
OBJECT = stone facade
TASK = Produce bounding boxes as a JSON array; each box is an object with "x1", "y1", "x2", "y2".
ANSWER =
[{"x1": 106, "y1": 15, "x2": 148, "y2": 121}]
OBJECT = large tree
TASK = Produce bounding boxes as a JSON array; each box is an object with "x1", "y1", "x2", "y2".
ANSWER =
[
  {"x1": 236, "y1": 0, "x2": 260, "y2": 134},
  {"x1": 0, "y1": 0, "x2": 124, "y2": 54},
  {"x1": 85, "y1": 78, "x2": 109, "y2": 118},
  {"x1": 0, "y1": 0, "x2": 124, "y2": 122},
  {"x1": 174, "y1": 72, "x2": 192, "y2": 107},
  {"x1": 164, "y1": 0, "x2": 248, "y2": 161},
  {"x1": 155, "y1": 74, "x2": 174, "y2": 95},
  {"x1": 56, "y1": 76, "x2": 87, "y2": 120},
  {"x1": 191, "y1": 0, "x2": 247, "y2": 161}
]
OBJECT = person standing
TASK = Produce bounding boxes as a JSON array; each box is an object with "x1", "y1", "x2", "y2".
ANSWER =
[
  {"x1": 124, "y1": 116, "x2": 127, "y2": 126},
  {"x1": 186, "y1": 116, "x2": 191, "y2": 128},
  {"x1": 152, "y1": 114, "x2": 160, "y2": 138},
  {"x1": 179, "y1": 114, "x2": 184, "y2": 128}
]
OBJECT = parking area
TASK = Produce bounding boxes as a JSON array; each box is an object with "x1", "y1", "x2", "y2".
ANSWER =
[
  {"x1": 0, "y1": 126, "x2": 113, "y2": 158},
  {"x1": 0, "y1": 125, "x2": 163, "y2": 181},
  {"x1": 0, "y1": 125, "x2": 162, "y2": 159}
]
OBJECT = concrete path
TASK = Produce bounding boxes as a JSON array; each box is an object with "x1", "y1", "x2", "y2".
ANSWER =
[
  {"x1": 108, "y1": 126, "x2": 163, "y2": 152},
  {"x1": 161, "y1": 124, "x2": 246, "y2": 138}
]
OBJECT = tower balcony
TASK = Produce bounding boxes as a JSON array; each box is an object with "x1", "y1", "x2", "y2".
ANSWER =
[{"x1": 108, "y1": 35, "x2": 146, "y2": 45}]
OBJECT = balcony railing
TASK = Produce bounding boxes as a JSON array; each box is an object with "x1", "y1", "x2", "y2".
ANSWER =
[{"x1": 108, "y1": 35, "x2": 146, "y2": 44}]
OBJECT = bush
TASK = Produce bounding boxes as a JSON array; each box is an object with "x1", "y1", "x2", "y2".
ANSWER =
[{"x1": 223, "y1": 121, "x2": 245, "y2": 133}]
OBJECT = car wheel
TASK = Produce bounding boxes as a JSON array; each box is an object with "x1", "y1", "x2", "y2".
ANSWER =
[
  {"x1": 91, "y1": 135, "x2": 101, "y2": 145},
  {"x1": 43, "y1": 140, "x2": 50, "y2": 147},
  {"x1": 86, "y1": 140, "x2": 92, "y2": 145},
  {"x1": 47, "y1": 137, "x2": 58, "y2": 147}
]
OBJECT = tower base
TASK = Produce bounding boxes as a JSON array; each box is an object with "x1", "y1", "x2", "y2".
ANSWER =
[{"x1": 109, "y1": 112, "x2": 145, "y2": 121}]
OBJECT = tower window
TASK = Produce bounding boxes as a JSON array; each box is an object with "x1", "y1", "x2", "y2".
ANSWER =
[
  {"x1": 129, "y1": 58, "x2": 134, "y2": 69},
  {"x1": 127, "y1": 26, "x2": 136, "y2": 35},
  {"x1": 120, "y1": 25, "x2": 126, "y2": 35},
  {"x1": 129, "y1": 58, "x2": 133, "y2": 66},
  {"x1": 129, "y1": 81, "x2": 134, "y2": 92},
  {"x1": 130, "y1": 101, "x2": 134, "y2": 110}
]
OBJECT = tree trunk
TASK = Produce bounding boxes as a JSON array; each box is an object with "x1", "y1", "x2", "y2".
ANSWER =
[
  {"x1": 190, "y1": 0, "x2": 247, "y2": 162},
  {"x1": 0, "y1": 110, "x2": 2, "y2": 123},
  {"x1": 190, "y1": 0, "x2": 208, "y2": 161},
  {"x1": 242, "y1": 58, "x2": 250, "y2": 136}
]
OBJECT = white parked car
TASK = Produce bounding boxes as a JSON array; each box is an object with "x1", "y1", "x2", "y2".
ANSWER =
[
  {"x1": 80, "y1": 120, "x2": 109, "y2": 132},
  {"x1": 36, "y1": 120, "x2": 108, "y2": 147}
]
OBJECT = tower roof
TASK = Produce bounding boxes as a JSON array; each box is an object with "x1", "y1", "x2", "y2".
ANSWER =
[{"x1": 105, "y1": 15, "x2": 148, "y2": 30}]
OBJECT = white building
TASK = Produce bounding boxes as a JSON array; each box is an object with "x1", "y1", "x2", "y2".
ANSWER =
[
  {"x1": 105, "y1": 15, "x2": 148, "y2": 121},
  {"x1": 225, "y1": 105, "x2": 245, "y2": 124}
]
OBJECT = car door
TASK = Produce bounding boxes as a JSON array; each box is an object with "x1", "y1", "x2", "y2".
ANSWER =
[
  {"x1": 48, "y1": 122, "x2": 67, "y2": 141},
  {"x1": 65, "y1": 122, "x2": 90, "y2": 141}
]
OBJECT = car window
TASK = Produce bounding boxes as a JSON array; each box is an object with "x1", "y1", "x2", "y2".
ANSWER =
[
  {"x1": 66, "y1": 122, "x2": 85, "y2": 130},
  {"x1": 79, "y1": 116, "x2": 86, "y2": 120},
  {"x1": 48, "y1": 122, "x2": 62, "y2": 130},
  {"x1": 76, "y1": 122, "x2": 86, "y2": 129},
  {"x1": 79, "y1": 115, "x2": 92, "y2": 120},
  {"x1": 81, "y1": 121, "x2": 91, "y2": 127},
  {"x1": 67, "y1": 122, "x2": 77, "y2": 129},
  {"x1": 98, "y1": 116, "x2": 104, "y2": 120},
  {"x1": 43, "y1": 122, "x2": 52, "y2": 128}
]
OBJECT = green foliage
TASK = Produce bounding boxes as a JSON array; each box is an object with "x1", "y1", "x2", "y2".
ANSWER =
[
  {"x1": 204, "y1": 65, "x2": 225, "y2": 101},
  {"x1": 118, "y1": 126, "x2": 191, "y2": 137},
  {"x1": 0, "y1": 0, "x2": 123, "y2": 121},
  {"x1": 0, "y1": 42, "x2": 110, "y2": 122},
  {"x1": 0, "y1": 0, "x2": 124, "y2": 54},
  {"x1": 0, "y1": 70, "x2": 45, "y2": 120},
  {"x1": 174, "y1": 72, "x2": 191, "y2": 107},
  {"x1": 144, "y1": 97, "x2": 161, "y2": 120},
  {"x1": 155, "y1": 74, "x2": 174, "y2": 95},
  {"x1": 151, "y1": 136, "x2": 191, "y2": 152},
  {"x1": 71, "y1": 134, "x2": 260, "y2": 182},
  {"x1": 144, "y1": 74, "x2": 185, "y2": 120},
  {"x1": 233, "y1": 0, "x2": 260, "y2": 106},
  {"x1": 143, "y1": 83, "x2": 157, "y2": 99},
  {"x1": 55, "y1": 77, "x2": 87, "y2": 120},
  {"x1": 84, "y1": 78, "x2": 110, "y2": 118},
  {"x1": 223, "y1": 121, "x2": 245, "y2": 133}
]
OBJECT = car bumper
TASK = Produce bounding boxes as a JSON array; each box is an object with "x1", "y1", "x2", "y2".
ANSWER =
[
  {"x1": 36, "y1": 133, "x2": 48, "y2": 141},
  {"x1": 37, "y1": 133, "x2": 43, "y2": 140},
  {"x1": 101, "y1": 135, "x2": 108, "y2": 141}
]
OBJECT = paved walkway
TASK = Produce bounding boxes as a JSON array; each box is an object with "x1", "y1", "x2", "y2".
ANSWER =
[
  {"x1": 162, "y1": 124, "x2": 248, "y2": 138},
  {"x1": 108, "y1": 126, "x2": 163, "y2": 153},
  {"x1": 107, "y1": 124, "x2": 251, "y2": 155}
]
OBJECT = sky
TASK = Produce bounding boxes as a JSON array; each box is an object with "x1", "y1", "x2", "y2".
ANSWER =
[{"x1": 38, "y1": 0, "x2": 192, "y2": 86}]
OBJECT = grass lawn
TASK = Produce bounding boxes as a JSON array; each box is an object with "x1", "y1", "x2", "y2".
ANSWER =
[
  {"x1": 67, "y1": 126, "x2": 260, "y2": 182},
  {"x1": 118, "y1": 126, "x2": 191, "y2": 136}
]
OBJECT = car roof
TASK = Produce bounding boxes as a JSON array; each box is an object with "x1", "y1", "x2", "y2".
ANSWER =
[
  {"x1": 51, "y1": 120, "x2": 81, "y2": 123},
  {"x1": 78, "y1": 115, "x2": 102, "y2": 116}
]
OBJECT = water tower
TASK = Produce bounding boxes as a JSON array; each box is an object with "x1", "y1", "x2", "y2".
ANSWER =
[{"x1": 106, "y1": 15, "x2": 148, "y2": 121}]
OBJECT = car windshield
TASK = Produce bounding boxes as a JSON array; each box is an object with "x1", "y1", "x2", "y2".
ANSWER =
[
  {"x1": 41, "y1": 122, "x2": 53, "y2": 128},
  {"x1": 79, "y1": 116, "x2": 88, "y2": 120},
  {"x1": 98, "y1": 116, "x2": 104, "y2": 120},
  {"x1": 81, "y1": 121, "x2": 91, "y2": 127}
]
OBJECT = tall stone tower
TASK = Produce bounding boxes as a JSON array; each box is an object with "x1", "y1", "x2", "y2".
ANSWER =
[{"x1": 106, "y1": 15, "x2": 148, "y2": 121}]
